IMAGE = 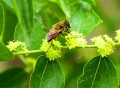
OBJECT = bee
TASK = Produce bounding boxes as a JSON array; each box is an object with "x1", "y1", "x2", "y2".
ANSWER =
[{"x1": 46, "y1": 20, "x2": 71, "y2": 42}]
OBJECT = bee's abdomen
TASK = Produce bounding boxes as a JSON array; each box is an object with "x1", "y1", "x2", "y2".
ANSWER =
[
  {"x1": 46, "y1": 34, "x2": 53, "y2": 42},
  {"x1": 46, "y1": 29, "x2": 60, "y2": 42},
  {"x1": 46, "y1": 32, "x2": 53, "y2": 42}
]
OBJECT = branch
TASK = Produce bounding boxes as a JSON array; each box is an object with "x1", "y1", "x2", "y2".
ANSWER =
[{"x1": 13, "y1": 43, "x2": 120, "y2": 55}]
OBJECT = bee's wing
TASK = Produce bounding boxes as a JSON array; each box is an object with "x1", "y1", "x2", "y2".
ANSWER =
[{"x1": 46, "y1": 28, "x2": 60, "y2": 42}]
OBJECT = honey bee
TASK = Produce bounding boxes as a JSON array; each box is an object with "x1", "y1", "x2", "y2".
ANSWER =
[{"x1": 46, "y1": 20, "x2": 71, "y2": 42}]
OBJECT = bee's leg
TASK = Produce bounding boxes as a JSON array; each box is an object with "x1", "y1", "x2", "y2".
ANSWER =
[
  {"x1": 60, "y1": 32, "x2": 71, "y2": 46},
  {"x1": 60, "y1": 32, "x2": 65, "y2": 37},
  {"x1": 46, "y1": 41, "x2": 53, "y2": 52},
  {"x1": 66, "y1": 29, "x2": 72, "y2": 34}
]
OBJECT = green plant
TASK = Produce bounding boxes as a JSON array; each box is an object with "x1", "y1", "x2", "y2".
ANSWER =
[{"x1": 0, "y1": 0, "x2": 119, "y2": 88}]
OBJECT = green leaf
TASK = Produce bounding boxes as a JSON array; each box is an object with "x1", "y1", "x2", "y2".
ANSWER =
[
  {"x1": 14, "y1": 23, "x2": 26, "y2": 42},
  {"x1": 82, "y1": 0, "x2": 96, "y2": 5},
  {"x1": 0, "y1": 67, "x2": 28, "y2": 88},
  {"x1": 15, "y1": 14, "x2": 46, "y2": 50},
  {"x1": 13, "y1": 0, "x2": 46, "y2": 50},
  {"x1": 39, "y1": 1, "x2": 64, "y2": 29},
  {"x1": 67, "y1": 0, "x2": 78, "y2": 5},
  {"x1": 56, "y1": 0, "x2": 70, "y2": 18},
  {"x1": 12, "y1": 0, "x2": 33, "y2": 46},
  {"x1": 33, "y1": 0, "x2": 48, "y2": 12},
  {"x1": 0, "y1": 0, "x2": 15, "y2": 12},
  {"x1": 12, "y1": 0, "x2": 33, "y2": 32},
  {"x1": 29, "y1": 15, "x2": 46, "y2": 50},
  {"x1": 1, "y1": 7, "x2": 18, "y2": 44},
  {"x1": 0, "y1": 4, "x2": 4, "y2": 36},
  {"x1": 0, "y1": 42, "x2": 14, "y2": 61},
  {"x1": 30, "y1": 56, "x2": 65, "y2": 88},
  {"x1": 77, "y1": 56, "x2": 118, "y2": 88},
  {"x1": 70, "y1": 1, "x2": 102, "y2": 36}
]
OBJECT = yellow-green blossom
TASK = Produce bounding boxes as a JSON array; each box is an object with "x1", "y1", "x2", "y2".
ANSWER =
[
  {"x1": 115, "y1": 29, "x2": 120, "y2": 43},
  {"x1": 91, "y1": 35, "x2": 115, "y2": 57},
  {"x1": 65, "y1": 31, "x2": 87, "y2": 49},
  {"x1": 7, "y1": 41, "x2": 27, "y2": 52},
  {"x1": 40, "y1": 40, "x2": 51, "y2": 52},
  {"x1": 40, "y1": 40, "x2": 62, "y2": 60},
  {"x1": 46, "y1": 47, "x2": 61, "y2": 61},
  {"x1": 52, "y1": 40, "x2": 62, "y2": 49},
  {"x1": 91, "y1": 35, "x2": 106, "y2": 49}
]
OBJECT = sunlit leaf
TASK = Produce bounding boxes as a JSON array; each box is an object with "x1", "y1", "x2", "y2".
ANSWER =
[
  {"x1": 15, "y1": 14, "x2": 46, "y2": 50},
  {"x1": 12, "y1": 0, "x2": 33, "y2": 33},
  {"x1": 13, "y1": 0, "x2": 47, "y2": 50},
  {"x1": 14, "y1": 23, "x2": 26, "y2": 42},
  {"x1": 0, "y1": 4, "x2": 4, "y2": 36},
  {"x1": 29, "y1": 14, "x2": 46, "y2": 50},
  {"x1": 0, "y1": 42, "x2": 14, "y2": 61},
  {"x1": 12, "y1": 0, "x2": 33, "y2": 46},
  {"x1": 56, "y1": 0, "x2": 70, "y2": 18},
  {"x1": 33, "y1": 0, "x2": 48, "y2": 12},
  {"x1": 70, "y1": 1, "x2": 102, "y2": 35},
  {"x1": 82, "y1": 0, "x2": 95, "y2": 5},
  {"x1": 2, "y1": 8, "x2": 17, "y2": 44},
  {"x1": 0, "y1": 0, "x2": 15, "y2": 12},
  {"x1": 39, "y1": 1, "x2": 65, "y2": 29}
]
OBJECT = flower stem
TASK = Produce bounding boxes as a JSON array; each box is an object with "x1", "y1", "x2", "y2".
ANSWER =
[{"x1": 13, "y1": 50, "x2": 45, "y2": 55}]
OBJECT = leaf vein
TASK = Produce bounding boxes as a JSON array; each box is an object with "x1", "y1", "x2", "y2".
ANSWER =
[
  {"x1": 91, "y1": 56, "x2": 101, "y2": 88},
  {"x1": 51, "y1": 61, "x2": 57, "y2": 88},
  {"x1": 39, "y1": 59, "x2": 48, "y2": 88}
]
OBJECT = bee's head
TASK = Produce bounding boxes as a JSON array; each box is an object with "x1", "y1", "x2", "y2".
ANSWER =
[{"x1": 64, "y1": 20, "x2": 71, "y2": 28}]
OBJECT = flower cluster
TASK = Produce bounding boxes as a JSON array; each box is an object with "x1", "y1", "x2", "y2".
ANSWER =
[
  {"x1": 7, "y1": 41, "x2": 28, "y2": 52},
  {"x1": 40, "y1": 40, "x2": 51, "y2": 52},
  {"x1": 115, "y1": 29, "x2": 120, "y2": 43},
  {"x1": 65, "y1": 31, "x2": 87, "y2": 49},
  {"x1": 91, "y1": 35, "x2": 115, "y2": 57},
  {"x1": 40, "y1": 40, "x2": 62, "y2": 61},
  {"x1": 40, "y1": 29, "x2": 120, "y2": 60}
]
